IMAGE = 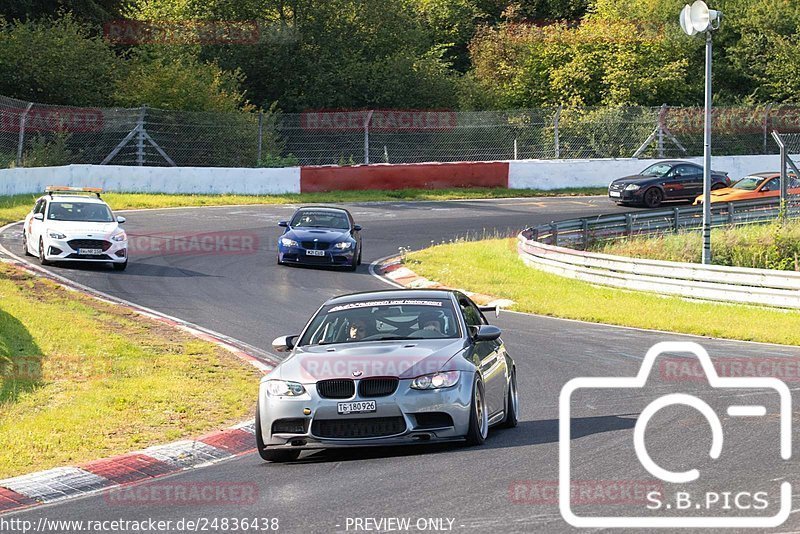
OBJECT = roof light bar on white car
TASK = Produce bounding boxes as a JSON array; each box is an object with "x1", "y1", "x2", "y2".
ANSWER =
[{"x1": 45, "y1": 186, "x2": 103, "y2": 198}]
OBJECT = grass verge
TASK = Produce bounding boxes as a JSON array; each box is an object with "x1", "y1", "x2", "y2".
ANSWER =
[
  {"x1": 0, "y1": 187, "x2": 604, "y2": 227},
  {"x1": 0, "y1": 262, "x2": 261, "y2": 478},
  {"x1": 408, "y1": 238, "x2": 800, "y2": 346},
  {"x1": 594, "y1": 221, "x2": 800, "y2": 271}
]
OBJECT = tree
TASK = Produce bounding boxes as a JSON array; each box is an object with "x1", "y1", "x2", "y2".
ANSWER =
[
  {"x1": 113, "y1": 52, "x2": 249, "y2": 112},
  {"x1": 0, "y1": 14, "x2": 120, "y2": 105},
  {"x1": 465, "y1": 17, "x2": 699, "y2": 108},
  {"x1": 1, "y1": 0, "x2": 125, "y2": 25},
  {"x1": 128, "y1": 0, "x2": 461, "y2": 111}
]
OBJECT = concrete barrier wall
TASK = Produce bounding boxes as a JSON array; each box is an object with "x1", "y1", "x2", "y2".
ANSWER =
[
  {"x1": 301, "y1": 161, "x2": 508, "y2": 192},
  {"x1": 0, "y1": 154, "x2": 781, "y2": 196},
  {"x1": 509, "y1": 154, "x2": 778, "y2": 190},
  {"x1": 0, "y1": 164, "x2": 301, "y2": 196}
]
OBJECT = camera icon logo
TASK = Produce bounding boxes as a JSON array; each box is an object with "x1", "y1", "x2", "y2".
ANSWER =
[{"x1": 559, "y1": 341, "x2": 792, "y2": 528}]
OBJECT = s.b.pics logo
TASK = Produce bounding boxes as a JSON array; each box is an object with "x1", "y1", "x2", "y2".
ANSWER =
[{"x1": 559, "y1": 342, "x2": 792, "y2": 528}]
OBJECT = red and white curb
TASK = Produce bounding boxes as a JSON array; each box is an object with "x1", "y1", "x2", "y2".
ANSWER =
[
  {"x1": 0, "y1": 422, "x2": 259, "y2": 513},
  {"x1": 0, "y1": 222, "x2": 278, "y2": 515},
  {"x1": 372, "y1": 255, "x2": 515, "y2": 309}
]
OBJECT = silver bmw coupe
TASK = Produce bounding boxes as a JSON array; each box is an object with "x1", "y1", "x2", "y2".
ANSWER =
[{"x1": 256, "y1": 289, "x2": 518, "y2": 462}]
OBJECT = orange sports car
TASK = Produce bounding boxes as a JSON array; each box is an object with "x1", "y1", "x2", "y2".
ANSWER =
[{"x1": 693, "y1": 172, "x2": 800, "y2": 205}]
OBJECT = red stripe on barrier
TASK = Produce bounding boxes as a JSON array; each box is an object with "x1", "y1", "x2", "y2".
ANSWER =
[
  {"x1": 198, "y1": 429, "x2": 255, "y2": 454},
  {"x1": 80, "y1": 453, "x2": 174, "y2": 484},
  {"x1": 0, "y1": 487, "x2": 37, "y2": 512},
  {"x1": 300, "y1": 162, "x2": 509, "y2": 193}
]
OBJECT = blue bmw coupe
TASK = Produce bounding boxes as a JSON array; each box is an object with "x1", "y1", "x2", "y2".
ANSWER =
[{"x1": 277, "y1": 207, "x2": 362, "y2": 270}]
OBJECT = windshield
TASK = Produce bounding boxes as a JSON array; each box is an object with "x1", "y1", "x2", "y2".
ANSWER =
[
  {"x1": 291, "y1": 210, "x2": 350, "y2": 229},
  {"x1": 298, "y1": 299, "x2": 460, "y2": 346},
  {"x1": 731, "y1": 176, "x2": 765, "y2": 191},
  {"x1": 640, "y1": 163, "x2": 673, "y2": 177},
  {"x1": 47, "y1": 202, "x2": 114, "y2": 222}
]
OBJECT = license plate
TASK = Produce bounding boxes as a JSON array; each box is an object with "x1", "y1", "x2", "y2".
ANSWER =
[
  {"x1": 337, "y1": 400, "x2": 376, "y2": 415},
  {"x1": 306, "y1": 249, "x2": 325, "y2": 256},
  {"x1": 78, "y1": 248, "x2": 103, "y2": 255},
  {"x1": 609, "y1": 191, "x2": 621, "y2": 198}
]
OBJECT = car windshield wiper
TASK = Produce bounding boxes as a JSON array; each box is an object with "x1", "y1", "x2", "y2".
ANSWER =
[{"x1": 363, "y1": 335, "x2": 412, "y2": 342}]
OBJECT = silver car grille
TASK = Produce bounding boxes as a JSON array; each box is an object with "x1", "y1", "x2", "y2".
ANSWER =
[{"x1": 317, "y1": 379, "x2": 355, "y2": 399}]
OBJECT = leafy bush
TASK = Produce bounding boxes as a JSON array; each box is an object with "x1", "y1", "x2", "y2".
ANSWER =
[
  {"x1": 22, "y1": 133, "x2": 73, "y2": 167},
  {"x1": 594, "y1": 220, "x2": 800, "y2": 271},
  {"x1": 0, "y1": 15, "x2": 119, "y2": 106},
  {"x1": 257, "y1": 154, "x2": 300, "y2": 168}
]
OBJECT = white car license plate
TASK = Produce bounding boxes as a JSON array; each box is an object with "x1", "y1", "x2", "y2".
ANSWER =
[
  {"x1": 306, "y1": 249, "x2": 325, "y2": 256},
  {"x1": 609, "y1": 191, "x2": 621, "y2": 198},
  {"x1": 337, "y1": 400, "x2": 376, "y2": 415},
  {"x1": 78, "y1": 248, "x2": 103, "y2": 255}
]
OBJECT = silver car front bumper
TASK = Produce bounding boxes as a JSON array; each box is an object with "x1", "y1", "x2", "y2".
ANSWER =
[{"x1": 257, "y1": 375, "x2": 475, "y2": 450}]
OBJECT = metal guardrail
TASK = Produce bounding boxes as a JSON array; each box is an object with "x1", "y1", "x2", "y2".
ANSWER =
[
  {"x1": 518, "y1": 198, "x2": 800, "y2": 309},
  {"x1": 521, "y1": 197, "x2": 792, "y2": 249}
]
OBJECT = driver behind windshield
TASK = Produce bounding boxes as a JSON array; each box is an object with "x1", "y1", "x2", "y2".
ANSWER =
[{"x1": 347, "y1": 318, "x2": 368, "y2": 341}]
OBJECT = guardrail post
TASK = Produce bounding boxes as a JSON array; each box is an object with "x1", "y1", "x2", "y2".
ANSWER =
[
  {"x1": 550, "y1": 223, "x2": 558, "y2": 246},
  {"x1": 16, "y1": 102, "x2": 33, "y2": 167},
  {"x1": 257, "y1": 110, "x2": 264, "y2": 164},
  {"x1": 581, "y1": 218, "x2": 589, "y2": 249},
  {"x1": 763, "y1": 103, "x2": 773, "y2": 155},
  {"x1": 728, "y1": 202, "x2": 735, "y2": 225},
  {"x1": 554, "y1": 105, "x2": 561, "y2": 159},
  {"x1": 136, "y1": 106, "x2": 146, "y2": 166},
  {"x1": 673, "y1": 207, "x2": 680, "y2": 234},
  {"x1": 625, "y1": 213, "x2": 633, "y2": 236},
  {"x1": 363, "y1": 110, "x2": 374, "y2": 165}
]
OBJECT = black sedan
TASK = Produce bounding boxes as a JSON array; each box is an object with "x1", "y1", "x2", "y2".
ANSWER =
[
  {"x1": 277, "y1": 207, "x2": 362, "y2": 270},
  {"x1": 608, "y1": 160, "x2": 730, "y2": 208}
]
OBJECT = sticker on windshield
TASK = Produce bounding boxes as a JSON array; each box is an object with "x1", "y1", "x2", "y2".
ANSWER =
[{"x1": 329, "y1": 300, "x2": 443, "y2": 313}]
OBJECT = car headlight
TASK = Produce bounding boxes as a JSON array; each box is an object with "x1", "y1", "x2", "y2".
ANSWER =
[
  {"x1": 47, "y1": 231, "x2": 66, "y2": 239},
  {"x1": 624, "y1": 184, "x2": 641, "y2": 191},
  {"x1": 264, "y1": 379, "x2": 306, "y2": 397},
  {"x1": 111, "y1": 231, "x2": 127, "y2": 242},
  {"x1": 333, "y1": 241, "x2": 352, "y2": 249},
  {"x1": 280, "y1": 237, "x2": 299, "y2": 247},
  {"x1": 410, "y1": 371, "x2": 460, "y2": 390}
]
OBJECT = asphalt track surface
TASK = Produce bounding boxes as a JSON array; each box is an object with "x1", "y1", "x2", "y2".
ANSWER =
[{"x1": 2, "y1": 197, "x2": 800, "y2": 533}]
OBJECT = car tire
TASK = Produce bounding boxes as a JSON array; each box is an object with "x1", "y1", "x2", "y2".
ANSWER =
[
  {"x1": 255, "y1": 405, "x2": 301, "y2": 463},
  {"x1": 346, "y1": 254, "x2": 358, "y2": 271},
  {"x1": 500, "y1": 368, "x2": 519, "y2": 429},
  {"x1": 22, "y1": 234, "x2": 32, "y2": 256},
  {"x1": 357, "y1": 248, "x2": 362, "y2": 266},
  {"x1": 113, "y1": 260, "x2": 128, "y2": 271},
  {"x1": 643, "y1": 188, "x2": 663, "y2": 208},
  {"x1": 38, "y1": 238, "x2": 51, "y2": 266},
  {"x1": 465, "y1": 376, "x2": 488, "y2": 446}
]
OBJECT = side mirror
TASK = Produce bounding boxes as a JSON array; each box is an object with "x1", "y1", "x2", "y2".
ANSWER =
[
  {"x1": 278, "y1": 221, "x2": 288, "y2": 228},
  {"x1": 272, "y1": 335, "x2": 298, "y2": 352},
  {"x1": 33, "y1": 213, "x2": 44, "y2": 221},
  {"x1": 352, "y1": 224, "x2": 362, "y2": 231},
  {"x1": 473, "y1": 325, "x2": 501, "y2": 342},
  {"x1": 116, "y1": 216, "x2": 126, "y2": 224}
]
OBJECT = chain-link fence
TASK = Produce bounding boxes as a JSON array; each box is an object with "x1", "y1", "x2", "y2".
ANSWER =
[
  {"x1": 771, "y1": 131, "x2": 800, "y2": 216},
  {"x1": 1, "y1": 94, "x2": 798, "y2": 168}
]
